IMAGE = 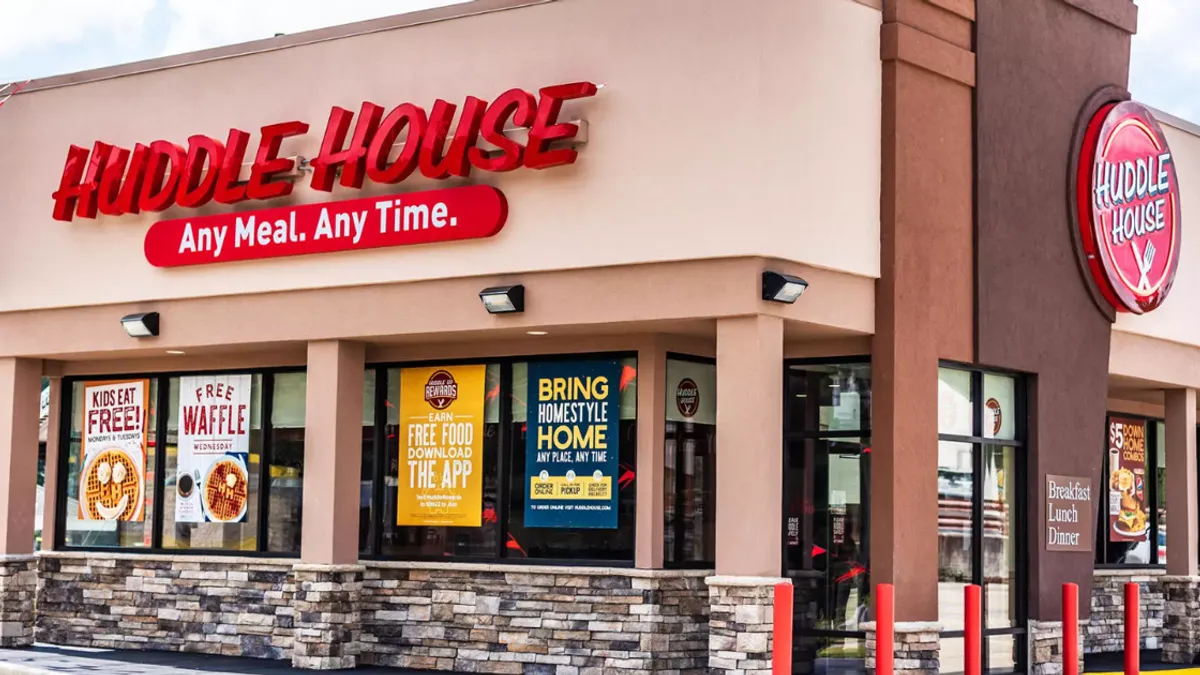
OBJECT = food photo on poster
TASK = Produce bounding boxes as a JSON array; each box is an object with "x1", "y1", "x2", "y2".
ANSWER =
[
  {"x1": 79, "y1": 380, "x2": 149, "y2": 522},
  {"x1": 1108, "y1": 417, "x2": 1148, "y2": 542},
  {"x1": 525, "y1": 361, "x2": 620, "y2": 529},
  {"x1": 175, "y1": 375, "x2": 253, "y2": 523},
  {"x1": 397, "y1": 365, "x2": 485, "y2": 528}
]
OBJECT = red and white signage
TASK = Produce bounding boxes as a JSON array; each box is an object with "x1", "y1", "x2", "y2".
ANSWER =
[
  {"x1": 52, "y1": 81, "x2": 595, "y2": 267},
  {"x1": 1077, "y1": 100, "x2": 1182, "y2": 314},
  {"x1": 144, "y1": 185, "x2": 506, "y2": 267},
  {"x1": 52, "y1": 82, "x2": 595, "y2": 223}
]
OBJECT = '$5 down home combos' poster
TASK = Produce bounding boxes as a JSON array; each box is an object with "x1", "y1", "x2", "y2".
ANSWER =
[
  {"x1": 397, "y1": 365, "x2": 486, "y2": 527},
  {"x1": 525, "y1": 360, "x2": 620, "y2": 529}
]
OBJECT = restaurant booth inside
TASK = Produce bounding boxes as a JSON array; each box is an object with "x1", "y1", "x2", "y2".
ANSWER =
[{"x1": 0, "y1": 0, "x2": 1198, "y2": 674}]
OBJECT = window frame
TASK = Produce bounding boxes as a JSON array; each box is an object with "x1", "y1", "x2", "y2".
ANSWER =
[
  {"x1": 936, "y1": 361, "x2": 1029, "y2": 675},
  {"x1": 1094, "y1": 412, "x2": 1164, "y2": 569},
  {"x1": 663, "y1": 352, "x2": 717, "y2": 570},
  {"x1": 359, "y1": 350, "x2": 639, "y2": 567},
  {"x1": 54, "y1": 366, "x2": 305, "y2": 558}
]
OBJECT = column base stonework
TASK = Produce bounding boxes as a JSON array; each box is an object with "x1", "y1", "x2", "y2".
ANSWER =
[
  {"x1": 1162, "y1": 576, "x2": 1200, "y2": 664},
  {"x1": 1029, "y1": 620, "x2": 1086, "y2": 675},
  {"x1": 864, "y1": 621, "x2": 940, "y2": 675},
  {"x1": 0, "y1": 555, "x2": 35, "y2": 648},
  {"x1": 292, "y1": 564, "x2": 364, "y2": 670},
  {"x1": 707, "y1": 576, "x2": 782, "y2": 674}
]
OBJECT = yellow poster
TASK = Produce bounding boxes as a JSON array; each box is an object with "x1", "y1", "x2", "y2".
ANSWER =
[{"x1": 397, "y1": 365, "x2": 486, "y2": 527}]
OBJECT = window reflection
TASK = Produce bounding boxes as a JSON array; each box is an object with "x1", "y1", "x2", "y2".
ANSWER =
[
  {"x1": 267, "y1": 373, "x2": 306, "y2": 553},
  {"x1": 664, "y1": 358, "x2": 716, "y2": 566},
  {"x1": 983, "y1": 445, "x2": 1016, "y2": 628},
  {"x1": 938, "y1": 440, "x2": 972, "y2": 632},
  {"x1": 785, "y1": 438, "x2": 871, "y2": 632}
]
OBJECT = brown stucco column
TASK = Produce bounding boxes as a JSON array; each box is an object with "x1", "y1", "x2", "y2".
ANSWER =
[
  {"x1": 0, "y1": 357, "x2": 42, "y2": 647},
  {"x1": 1162, "y1": 388, "x2": 1200, "y2": 664},
  {"x1": 1165, "y1": 388, "x2": 1198, "y2": 576},
  {"x1": 40, "y1": 375, "x2": 62, "y2": 551},
  {"x1": 295, "y1": 341, "x2": 365, "y2": 670},
  {"x1": 976, "y1": 1, "x2": 1136, "y2": 642},
  {"x1": 874, "y1": 0, "x2": 975, "y2": 632},
  {"x1": 635, "y1": 337, "x2": 666, "y2": 569},
  {"x1": 714, "y1": 315, "x2": 783, "y2": 577}
]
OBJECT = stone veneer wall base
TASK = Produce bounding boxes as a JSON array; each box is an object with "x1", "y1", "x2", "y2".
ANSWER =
[
  {"x1": 0, "y1": 556, "x2": 36, "y2": 648},
  {"x1": 36, "y1": 553, "x2": 712, "y2": 674},
  {"x1": 36, "y1": 553, "x2": 296, "y2": 659},
  {"x1": 1029, "y1": 619, "x2": 1087, "y2": 675},
  {"x1": 1161, "y1": 575, "x2": 1200, "y2": 664},
  {"x1": 1088, "y1": 568, "x2": 1165, "y2": 654},
  {"x1": 863, "y1": 621, "x2": 941, "y2": 675},
  {"x1": 706, "y1": 576, "x2": 783, "y2": 675},
  {"x1": 291, "y1": 564, "x2": 363, "y2": 670},
  {"x1": 358, "y1": 563, "x2": 710, "y2": 674}
]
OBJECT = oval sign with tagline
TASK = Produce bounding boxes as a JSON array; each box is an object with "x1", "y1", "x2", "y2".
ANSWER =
[
  {"x1": 144, "y1": 185, "x2": 507, "y2": 267},
  {"x1": 1076, "y1": 100, "x2": 1181, "y2": 314}
]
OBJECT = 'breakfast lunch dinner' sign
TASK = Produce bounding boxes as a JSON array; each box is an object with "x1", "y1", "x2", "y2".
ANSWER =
[{"x1": 1046, "y1": 474, "x2": 1093, "y2": 553}]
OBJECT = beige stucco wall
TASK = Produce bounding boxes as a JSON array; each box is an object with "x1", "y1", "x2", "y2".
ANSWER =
[{"x1": 0, "y1": 0, "x2": 881, "y2": 313}]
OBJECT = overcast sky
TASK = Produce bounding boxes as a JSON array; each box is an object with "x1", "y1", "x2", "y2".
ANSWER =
[{"x1": 0, "y1": 0, "x2": 1196, "y2": 121}]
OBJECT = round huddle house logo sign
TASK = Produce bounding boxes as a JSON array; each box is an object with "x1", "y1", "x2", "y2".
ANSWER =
[{"x1": 1077, "y1": 100, "x2": 1182, "y2": 314}]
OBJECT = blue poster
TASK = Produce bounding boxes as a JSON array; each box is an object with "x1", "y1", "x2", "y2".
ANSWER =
[{"x1": 525, "y1": 360, "x2": 621, "y2": 529}]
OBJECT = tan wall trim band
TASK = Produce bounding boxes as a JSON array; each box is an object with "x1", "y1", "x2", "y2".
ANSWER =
[
  {"x1": 881, "y1": 23, "x2": 976, "y2": 87},
  {"x1": 7, "y1": 0, "x2": 552, "y2": 94}
]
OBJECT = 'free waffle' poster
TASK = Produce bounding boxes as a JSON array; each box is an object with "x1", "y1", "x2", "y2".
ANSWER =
[
  {"x1": 79, "y1": 380, "x2": 149, "y2": 521},
  {"x1": 176, "y1": 374, "x2": 253, "y2": 523}
]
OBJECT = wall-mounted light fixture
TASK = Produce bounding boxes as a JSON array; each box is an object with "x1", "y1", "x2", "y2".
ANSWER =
[
  {"x1": 121, "y1": 312, "x2": 160, "y2": 338},
  {"x1": 479, "y1": 285, "x2": 525, "y2": 314},
  {"x1": 761, "y1": 271, "x2": 808, "y2": 304}
]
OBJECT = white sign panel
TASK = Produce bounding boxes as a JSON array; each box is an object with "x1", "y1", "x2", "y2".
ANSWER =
[{"x1": 175, "y1": 374, "x2": 253, "y2": 523}]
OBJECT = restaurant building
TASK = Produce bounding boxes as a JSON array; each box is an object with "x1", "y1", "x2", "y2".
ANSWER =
[{"x1": 0, "y1": 0, "x2": 1193, "y2": 673}]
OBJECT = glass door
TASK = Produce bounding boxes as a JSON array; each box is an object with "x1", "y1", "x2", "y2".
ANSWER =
[
  {"x1": 937, "y1": 367, "x2": 1026, "y2": 675},
  {"x1": 784, "y1": 360, "x2": 871, "y2": 675}
]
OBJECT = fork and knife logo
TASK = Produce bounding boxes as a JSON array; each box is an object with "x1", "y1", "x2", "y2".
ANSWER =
[{"x1": 1130, "y1": 238, "x2": 1156, "y2": 293}]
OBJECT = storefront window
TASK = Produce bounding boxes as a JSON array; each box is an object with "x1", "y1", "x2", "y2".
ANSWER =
[
  {"x1": 267, "y1": 373, "x2": 306, "y2": 553},
  {"x1": 359, "y1": 371, "x2": 376, "y2": 555},
  {"x1": 1096, "y1": 416, "x2": 1162, "y2": 566},
  {"x1": 163, "y1": 375, "x2": 262, "y2": 551},
  {"x1": 362, "y1": 355, "x2": 637, "y2": 563},
  {"x1": 379, "y1": 363, "x2": 501, "y2": 559},
  {"x1": 936, "y1": 366, "x2": 1025, "y2": 675},
  {"x1": 62, "y1": 379, "x2": 158, "y2": 548},
  {"x1": 57, "y1": 370, "x2": 305, "y2": 555},
  {"x1": 784, "y1": 359, "x2": 871, "y2": 673},
  {"x1": 663, "y1": 356, "x2": 716, "y2": 567}
]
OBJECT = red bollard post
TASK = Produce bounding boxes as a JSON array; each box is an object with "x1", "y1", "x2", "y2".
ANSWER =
[
  {"x1": 876, "y1": 584, "x2": 894, "y2": 675},
  {"x1": 1125, "y1": 582, "x2": 1139, "y2": 675},
  {"x1": 966, "y1": 585, "x2": 982, "y2": 675},
  {"x1": 773, "y1": 581, "x2": 793, "y2": 675},
  {"x1": 1063, "y1": 583, "x2": 1079, "y2": 675}
]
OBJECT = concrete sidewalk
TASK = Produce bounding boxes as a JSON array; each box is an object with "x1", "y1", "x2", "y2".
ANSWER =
[{"x1": 0, "y1": 645, "x2": 432, "y2": 674}]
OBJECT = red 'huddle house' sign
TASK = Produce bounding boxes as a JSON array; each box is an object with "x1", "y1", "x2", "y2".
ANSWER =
[
  {"x1": 51, "y1": 82, "x2": 596, "y2": 267},
  {"x1": 1077, "y1": 100, "x2": 1182, "y2": 314}
]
